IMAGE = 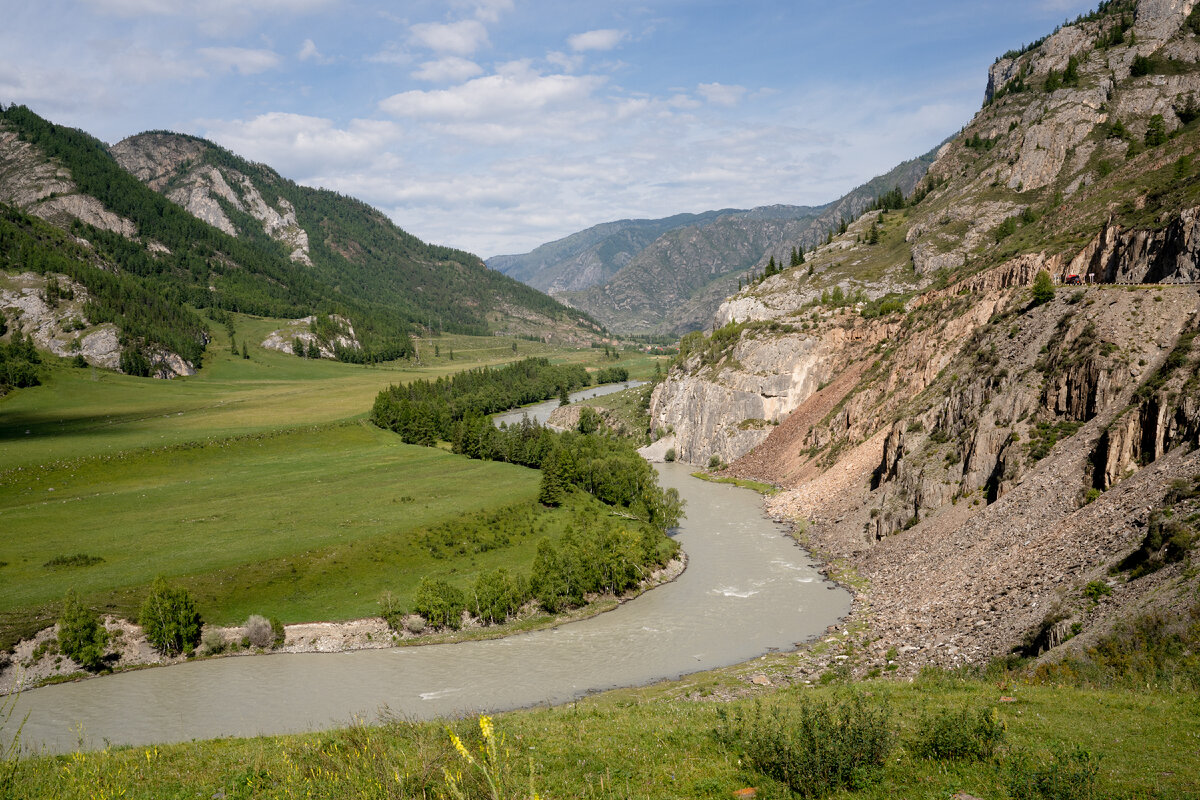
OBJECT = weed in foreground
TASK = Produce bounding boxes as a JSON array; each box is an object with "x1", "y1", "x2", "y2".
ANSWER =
[
  {"x1": 910, "y1": 705, "x2": 1006, "y2": 762},
  {"x1": 714, "y1": 694, "x2": 893, "y2": 798},
  {"x1": 443, "y1": 715, "x2": 540, "y2": 800},
  {"x1": 0, "y1": 686, "x2": 26, "y2": 800},
  {"x1": 1006, "y1": 746, "x2": 1100, "y2": 800}
]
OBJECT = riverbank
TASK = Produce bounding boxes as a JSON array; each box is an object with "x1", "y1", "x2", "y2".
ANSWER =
[{"x1": 0, "y1": 555, "x2": 686, "y2": 696}]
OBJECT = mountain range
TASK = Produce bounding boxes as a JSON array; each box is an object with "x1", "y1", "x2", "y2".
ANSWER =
[{"x1": 489, "y1": 149, "x2": 938, "y2": 335}]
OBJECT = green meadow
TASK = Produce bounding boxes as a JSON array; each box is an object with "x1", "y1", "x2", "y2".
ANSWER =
[{"x1": 0, "y1": 315, "x2": 653, "y2": 648}]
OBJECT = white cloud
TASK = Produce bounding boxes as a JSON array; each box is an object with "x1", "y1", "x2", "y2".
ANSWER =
[
  {"x1": 202, "y1": 113, "x2": 401, "y2": 175},
  {"x1": 545, "y1": 51, "x2": 583, "y2": 73},
  {"x1": 297, "y1": 38, "x2": 328, "y2": 63},
  {"x1": 412, "y1": 56, "x2": 484, "y2": 83},
  {"x1": 379, "y1": 64, "x2": 605, "y2": 121},
  {"x1": 409, "y1": 19, "x2": 489, "y2": 56},
  {"x1": 568, "y1": 29, "x2": 626, "y2": 52},
  {"x1": 697, "y1": 82, "x2": 748, "y2": 107},
  {"x1": 198, "y1": 46, "x2": 281, "y2": 75},
  {"x1": 83, "y1": 0, "x2": 333, "y2": 16},
  {"x1": 468, "y1": 0, "x2": 513, "y2": 24}
]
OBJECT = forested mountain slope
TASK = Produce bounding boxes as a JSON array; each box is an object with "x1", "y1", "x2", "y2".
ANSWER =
[
  {"x1": 650, "y1": 0, "x2": 1200, "y2": 674},
  {"x1": 488, "y1": 209, "x2": 738, "y2": 295},
  {"x1": 0, "y1": 106, "x2": 599, "y2": 378}
]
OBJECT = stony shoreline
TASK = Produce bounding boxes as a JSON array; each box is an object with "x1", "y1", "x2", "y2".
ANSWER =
[{"x1": 0, "y1": 555, "x2": 687, "y2": 696}]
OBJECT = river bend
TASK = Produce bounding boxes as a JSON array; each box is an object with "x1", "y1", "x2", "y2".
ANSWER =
[{"x1": 14, "y1": 462, "x2": 850, "y2": 753}]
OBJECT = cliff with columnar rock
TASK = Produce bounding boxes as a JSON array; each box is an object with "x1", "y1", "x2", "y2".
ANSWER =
[{"x1": 648, "y1": 0, "x2": 1200, "y2": 674}]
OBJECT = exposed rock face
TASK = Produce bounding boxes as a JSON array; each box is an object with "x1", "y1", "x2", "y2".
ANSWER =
[
  {"x1": 1066, "y1": 207, "x2": 1200, "y2": 283},
  {"x1": 661, "y1": 1, "x2": 1200, "y2": 675},
  {"x1": 261, "y1": 315, "x2": 360, "y2": 359},
  {"x1": 0, "y1": 271, "x2": 199, "y2": 376},
  {"x1": 0, "y1": 126, "x2": 137, "y2": 237},
  {"x1": 0, "y1": 271, "x2": 119, "y2": 368},
  {"x1": 111, "y1": 133, "x2": 313, "y2": 265}
]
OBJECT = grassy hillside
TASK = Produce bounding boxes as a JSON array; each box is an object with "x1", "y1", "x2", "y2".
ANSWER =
[{"x1": 0, "y1": 320, "x2": 638, "y2": 650}]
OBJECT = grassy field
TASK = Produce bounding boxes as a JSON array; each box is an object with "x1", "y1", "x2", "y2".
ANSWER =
[
  {"x1": 0, "y1": 314, "x2": 654, "y2": 648},
  {"x1": 9, "y1": 668, "x2": 1198, "y2": 799}
]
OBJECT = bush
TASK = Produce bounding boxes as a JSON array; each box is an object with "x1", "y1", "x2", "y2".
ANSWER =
[
  {"x1": 1031, "y1": 270, "x2": 1055, "y2": 306},
  {"x1": 910, "y1": 706, "x2": 1005, "y2": 761},
  {"x1": 1083, "y1": 580, "x2": 1112, "y2": 602},
  {"x1": 139, "y1": 577, "x2": 202, "y2": 656},
  {"x1": 57, "y1": 590, "x2": 109, "y2": 671},
  {"x1": 243, "y1": 614, "x2": 275, "y2": 649},
  {"x1": 664, "y1": 447, "x2": 676, "y2": 462},
  {"x1": 715, "y1": 696, "x2": 893, "y2": 798},
  {"x1": 378, "y1": 591, "x2": 406, "y2": 632},
  {"x1": 708, "y1": 454, "x2": 721, "y2": 469},
  {"x1": 271, "y1": 617, "x2": 286, "y2": 648},
  {"x1": 201, "y1": 628, "x2": 228, "y2": 656},
  {"x1": 1007, "y1": 746, "x2": 1100, "y2": 800},
  {"x1": 413, "y1": 577, "x2": 467, "y2": 630}
]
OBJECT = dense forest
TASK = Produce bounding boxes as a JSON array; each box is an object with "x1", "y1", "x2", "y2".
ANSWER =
[
  {"x1": 0, "y1": 205, "x2": 210, "y2": 366},
  {"x1": 371, "y1": 358, "x2": 681, "y2": 533}
]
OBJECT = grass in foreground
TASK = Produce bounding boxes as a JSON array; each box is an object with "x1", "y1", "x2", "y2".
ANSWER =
[{"x1": 7, "y1": 670, "x2": 1198, "y2": 799}]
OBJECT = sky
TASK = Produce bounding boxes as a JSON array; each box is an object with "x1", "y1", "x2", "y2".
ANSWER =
[{"x1": 1, "y1": 1, "x2": 1101, "y2": 258}]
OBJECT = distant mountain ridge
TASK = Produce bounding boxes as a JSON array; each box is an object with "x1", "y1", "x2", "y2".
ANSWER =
[
  {"x1": 492, "y1": 148, "x2": 939, "y2": 336},
  {"x1": 488, "y1": 209, "x2": 742, "y2": 295}
]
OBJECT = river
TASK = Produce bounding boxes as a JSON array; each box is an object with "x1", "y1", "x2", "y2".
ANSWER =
[
  {"x1": 13, "y1": 462, "x2": 850, "y2": 754},
  {"x1": 491, "y1": 380, "x2": 644, "y2": 427}
]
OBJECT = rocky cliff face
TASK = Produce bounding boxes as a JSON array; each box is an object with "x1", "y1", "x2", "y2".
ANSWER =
[
  {"x1": 111, "y1": 133, "x2": 312, "y2": 265},
  {"x1": 655, "y1": 0, "x2": 1200, "y2": 672},
  {"x1": 0, "y1": 126, "x2": 136, "y2": 237}
]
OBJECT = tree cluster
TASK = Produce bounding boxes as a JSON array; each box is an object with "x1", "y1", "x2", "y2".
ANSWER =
[
  {"x1": 0, "y1": 327, "x2": 41, "y2": 394},
  {"x1": 389, "y1": 500, "x2": 679, "y2": 632}
]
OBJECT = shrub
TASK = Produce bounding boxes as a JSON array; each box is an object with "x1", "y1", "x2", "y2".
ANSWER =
[
  {"x1": 715, "y1": 696, "x2": 893, "y2": 798},
  {"x1": 57, "y1": 590, "x2": 109, "y2": 671},
  {"x1": 708, "y1": 454, "x2": 721, "y2": 469},
  {"x1": 243, "y1": 614, "x2": 275, "y2": 649},
  {"x1": 910, "y1": 706, "x2": 1006, "y2": 761},
  {"x1": 413, "y1": 577, "x2": 467, "y2": 630},
  {"x1": 378, "y1": 591, "x2": 406, "y2": 632},
  {"x1": 201, "y1": 628, "x2": 228, "y2": 656},
  {"x1": 271, "y1": 617, "x2": 286, "y2": 648},
  {"x1": 139, "y1": 577, "x2": 202, "y2": 656},
  {"x1": 1083, "y1": 580, "x2": 1112, "y2": 602},
  {"x1": 43, "y1": 553, "x2": 104, "y2": 568},
  {"x1": 1031, "y1": 270, "x2": 1055, "y2": 306},
  {"x1": 664, "y1": 447, "x2": 676, "y2": 462},
  {"x1": 1007, "y1": 746, "x2": 1100, "y2": 800}
]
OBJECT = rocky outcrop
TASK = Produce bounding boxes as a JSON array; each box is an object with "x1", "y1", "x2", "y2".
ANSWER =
[
  {"x1": 0, "y1": 271, "x2": 120, "y2": 369},
  {"x1": 0, "y1": 126, "x2": 137, "y2": 237},
  {"x1": 261, "y1": 315, "x2": 360, "y2": 359},
  {"x1": 1065, "y1": 207, "x2": 1200, "y2": 284},
  {"x1": 111, "y1": 133, "x2": 313, "y2": 265},
  {"x1": 0, "y1": 270, "x2": 198, "y2": 376}
]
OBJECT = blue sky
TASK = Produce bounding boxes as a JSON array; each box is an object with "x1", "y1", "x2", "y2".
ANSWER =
[{"x1": 2, "y1": 0, "x2": 1098, "y2": 257}]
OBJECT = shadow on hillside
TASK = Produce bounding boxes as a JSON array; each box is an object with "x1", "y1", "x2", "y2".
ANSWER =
[{"x1": 0, "y1": 407, "x2": 182, "y2": 444}]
